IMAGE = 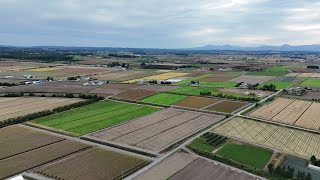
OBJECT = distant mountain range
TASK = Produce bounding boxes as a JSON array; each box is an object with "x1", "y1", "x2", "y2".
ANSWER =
[
  {"x1": 1, "y1": 44, "x2": 320, "y2": 52},
  {"x1": 187, "y1": 44, "x2": 320, "y2": 52}
]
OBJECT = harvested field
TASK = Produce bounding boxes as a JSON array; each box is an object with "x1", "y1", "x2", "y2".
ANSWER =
[
  {"x1": 297, "y1": 73, "x2": 314, "y2": 78},
  {"x1": 205, "y1": 100, "x2": 249, "y2": 113},
  {"x1": 125, "y1": 72, "x2": 190, "y2": 83},
  {"x1": 134, "y1": 151, "x2": 196, "y2": 180},
  {"x1": 88, "y1": 108, "x2": 224, "y2": 152},
  {"x1": 170, "y1": 158, "x2": 259, "y2": 180},
  {"x1": 30, "y1": 67, "x2": 64, "y2": 72},
  {"x1": 0, "y1": 137, "x2": 90, "y2": 179},
  {"x1": 140, "y1": 93, "x2": 187, "y2": 105},
  {"x1": 0, "y1": 97, "x2": 83, "y2": 122},
  {"x1": 198, "y1": 77, "x2": 232, "y2": 82},
  {"x1": 310, "y1": 73, "x2": 320, "y2": 78},
  {"x1": 32, "y1": 147, "x2": 149, "y2": 180},
  {"x1": 229, "y1": 75, "x2": 276, "y2": 84},
  {"x1": 213, "y1": 117, "x2": 320, "y2": 158},
  {"x1": 89, "y1": 83, "x2": 144, "y2": 97},
  {"x1": 114, "y1": 89, "x2": 157, "y2": 101},
  {"x1": 271, "y1": 100, "x2": 311, "y2": 124},
  {"x1": 33, "y1": 101, "x2": 160, "y2": 136},
  {"x1": 173, "y1": 96, "x2": 221, "y2": 109},
  {"x1": 295, "y1": 103, "x2": 320, "y2": 130},
  {"x1": 285, "y1": 73, "x2": 301, "y2": 77},
  {"x1": 218, "y1": 88, "x2": 273, "y2": 97},
  {"x1": 249, "y1": 98, "x2": 294, "y2": 120},
  {"x1": 0, "y1": 82, "x2": 96, "y2": 94},
  {"x1": 137, "y1": 84, "x2": 179, "y2": 92},
  {"x1": 91, "y1": 70, "x2": 160, "y2": 82},
  {"x1": 250, "y1": 97, "x2": 320, "y2": 130}
]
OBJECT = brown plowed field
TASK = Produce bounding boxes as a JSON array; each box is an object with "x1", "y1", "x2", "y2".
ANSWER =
[
  {"x1": 89, "y1": 108, "x2": 224, "y2": 152},
  {"x1": 114, "y1": 89, "x2": 157, "y2": 101},
  {"x1": 170, "y1": 158, "x2": 260, "y2": 180},
  {"x1": 0, "y1": 125, "x2": 64, "y2": 160},
  {"x1": 0, "y1": 139, "x2": 90, "y2": 179},
  {"x1": 0, "y1": 97, "x2": 83, "y2": 122},
  {"x1": 32, "y1": 148, "x2": 149, "y2": 180},
  {"x1": 205, "y1": 100, "x2": 248, "y2": 113},
  {"x1": 174, "y1": 96, "x2": 221, "y2": 109},
  {"x1": 134, "y1": 151, "x2": 196, "y2": 180},
  {"x1": 198, "y1": 77, "x2": 232, "y2": 82},
  {"x1": 137, "y1": 84, "x2": 179, "y2": 92},
  {"x1": 229, "y1": 75, "x2": 276, "y2": 84}
]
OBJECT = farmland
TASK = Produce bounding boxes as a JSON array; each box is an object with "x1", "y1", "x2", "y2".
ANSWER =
[
  {"x1": 216, "y1": 142, "x2": 272, "y2": 169},
  {"x1": 32, "y1": 148, "x2": 149, "y2": 180},
  {"x1": 169, "y1": 157, "x2": 259, "y2": 180},
  {"x1": 170, "y1": 86, "x2": 217, "y2": 95},
  {"x1": 32, "y1": 101, "x2": 160, "y2": 135},
  {"x1": 125, "y1": 72, "x2": 190, "y2": 83},
  {"x1": 173, "y1": 96, "x2": 221, "y2": 109},
  {"x1": 0, "y1": 125, "x2": 90, "y2": 179},
  {"x1": 229, "y1": 75, "x2": 276, "y2": 84},
  {"x1": 205, "y1": 100, "x2": 249, "y2": 113},
  {"x1": 199, "y1": 81, "x2": 238, "y2": 87},
  {"x1": 246, "y1": 66, "x2": 291, "y2": 76},
  {"x1": 114, "y1": 89, "x2": 157, "y2": 101},
  {"x1": 260, "y1": 81, "x2": 294, "y2": 89},
  {"x1": 0, "y1": 97, "x2": 83, "y2": 122},
  {"x1": 300, "y1": 78, "x2": 320, "y2": 87},
  {"x1": 135, "y1": 151, "x2": 259, "y2": 180},
  {"x1": 249, "y1": 97, "x2": 320, "y2": 131},
  {"x1": 137, "y1": 84, "x2": 179, "y2": 92},
  {"x1": 213, "y1": 117, "x2": 320, "y2": 158},
  {"x1": 88, "y1": 108, "x2": 224, "y2": 152},
  {"x1": 140, "y1": 93, "x2": 187, "y2": 105}
]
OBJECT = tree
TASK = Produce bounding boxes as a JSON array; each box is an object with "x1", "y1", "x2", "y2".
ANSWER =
[
  {"x1": 275, "y1": 165, "x2": 282, "y2": 175},
  {"x1": 311, "y1": 155, "x2": 317, "y2": 164},
  {"x1": 140, "y1": 62, "x2": 146, "y2": 66},
  {"x1": 267, "y1": 163, "x2": 274, "y2": 174},
  {"x1": 306, "y1": 173, "x2": 312, "y2": 180}
]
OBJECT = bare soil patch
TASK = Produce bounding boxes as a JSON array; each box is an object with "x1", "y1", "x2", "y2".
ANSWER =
[{"x1": 174, "y1": 96, "x2": 221, "y2": 109}]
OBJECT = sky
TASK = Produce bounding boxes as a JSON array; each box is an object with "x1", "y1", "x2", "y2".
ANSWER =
[{"x1": 0, "y1": 0, "x2": 319, "y2": 48}]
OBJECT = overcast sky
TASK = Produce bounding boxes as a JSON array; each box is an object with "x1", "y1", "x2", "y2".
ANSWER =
[{"x1": 0, "y1": 0, "x2": 319, "y2": 48}]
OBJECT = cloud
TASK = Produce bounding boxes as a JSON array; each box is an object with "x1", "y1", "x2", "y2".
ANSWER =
[{"x1": 0, "y1": 0, "x2": 319, "y2": 47}]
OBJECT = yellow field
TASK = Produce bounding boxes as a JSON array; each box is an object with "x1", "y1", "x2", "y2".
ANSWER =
[
  {"x1": 30, "y1": 67, "x2": 64, "y2": 72},
  {"x1": 157, "y1": 70, "x2": 172, "y2": 73},
  {"x1": 125, "y1": 72, "x2": 189, "y2": 83},
  {"x1": 296, "y1": 73, "x2": 314, "y2": 78},
  {"x1": 213, "y1": 117, "x2": 320, "y2": 158}
]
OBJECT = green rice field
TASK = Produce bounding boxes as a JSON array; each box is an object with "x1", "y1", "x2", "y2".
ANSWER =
[
  {"x1": 32, "y1": 101, "x2": 160, "y2": 135},
  {"x1": 247, "y1": 66, "x2": 291, "y2": 76},
  {"x1": 261, "y1": 81, "x2": 294, "y2": 89},
  {"x1": 200, "y1": 81, "x2": 238, "y2": 87},
  {"x1": 300, "y1": 78, "x2": 320, "y2": 87},
  {"x1": 170, "y1": 86, "x2": 218, "y2": 95},
  {"x1": 140, "y1": 93, "x2": 187, "y2": 105},
  {"x1": 216, "y1": 142, "x2": 272, "y2": 169}
]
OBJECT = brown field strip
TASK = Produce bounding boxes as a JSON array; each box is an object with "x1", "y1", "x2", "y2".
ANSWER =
[
  {"x1": 89, "y1": 108, "x2": 224, "y2": 152},
  {"x1": 170, "y1": 158, "x2": 259, "y2": 180},
  {"x1": 229, "y1": 75, "x2": 276, "y2": 84},
  {"x1": 174, "y1": 96, "x2": 221, "y2": 109},
  {"x1": 134, "y1": 151, "x2": 197, "y2": 180},
  {"x1": 271, "y1": 100, "x2": 312, "y2": 125},
  {"x1": 114, "y1": 89, "x2": 158, "y2": 101},
  {"x1": 32, "y1": 148, "x2": 149, "y2": 180},
  {"x1": 249, "y1": 98, "x2": 294, "y2": 120},
  {"x1": 137, "y1": 84, "x2": 179, "y2": 92},
  {"x1": 0, "y1": 97, "x2": 83, "y2": 122},
  {"x1": 0, "y1": 139, "x2": 90, "y2": 179},
  {"x1": 205, "y1": 100, "x2": 248, "y2": 113},
  {"x1": 0, "y1": 125, "x2": 64, "y2": 160}
]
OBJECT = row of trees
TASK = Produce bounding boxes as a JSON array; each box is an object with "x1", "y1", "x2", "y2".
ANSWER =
[
  {"x1": 268, "y1": 164, "x2": 312, "y2": 180},
  {"x1": 0, "y1": 82, "x2": 18, "y2": 87},
  {"x1": 261, "y1": 84, "x2": 277, "y2": 91},
  {"x1": 4, "y1": 92, "x2": 104, "y2": 100}
]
